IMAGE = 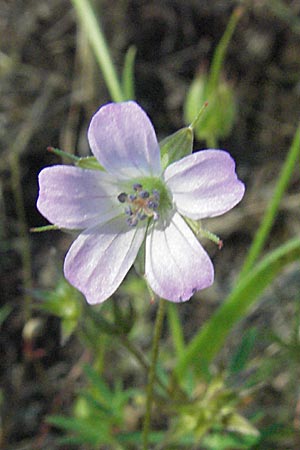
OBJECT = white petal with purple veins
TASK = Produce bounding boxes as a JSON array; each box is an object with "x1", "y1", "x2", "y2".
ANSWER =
[
  {"x1": 88, "y1": 102, "x2": 161, "y2": 179},
  {"x1": 37, "y1": 165, "x2": 122, "y2": 229},
  {"x1": 64, "y1": 216, "x2": 146, "y2": 304},
  {"x1": 145, "y1": 211, "x2": 214, "y2": 302},
  {"x1": 164, "y1": 150, "x2": 245, "y2": 220}
]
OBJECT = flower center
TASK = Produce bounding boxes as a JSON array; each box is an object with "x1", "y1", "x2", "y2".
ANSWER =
[
  {"x1": 117, "y1": 183, "x2": 161, "y2": 227},
  {"x1": 117, "y1": 177, "x2": 172, "y2": 227}
]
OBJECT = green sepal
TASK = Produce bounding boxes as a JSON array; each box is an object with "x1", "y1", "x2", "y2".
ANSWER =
[
  {"x1": 75, "y1": 156, "x2": 104, "y2": 171},
  {"x1": 160, "y1": 126, "x2": 193, "y2": 169},
  {"x1": 48, "y1": 146, "x2": 80, "y2": 162},
  {"x1": 48, "y1": 147, "x2": 104, "y2": 171},
  {"x1": 30, "y1": 224, "x2": 60, "y2": 232}
]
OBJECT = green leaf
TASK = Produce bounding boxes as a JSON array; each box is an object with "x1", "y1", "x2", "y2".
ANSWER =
[
  {"x1": 229, "y1": 327, "x2": 257, "y2": 375},
  {"x1": 47, "y1": 415, "x2": 111, "y2": 445},
  {"x1": 167, "y1": 303, "x2": 185, "y2": 357},
  {"x1": 202, "y1": 430, "x2": 259, "y2": 450},
  {"x1": 239, "y1": 122, "x2": 300, "y2": 279},
  {"x1": 83, "y1": 364, "x2": 113, "y2": 404},
  {"x1": 160, "y1": 126, "x2": 193, "y2": 169},
  {"x1": 174, "y1": 237, "x2": 300, "y2": 379},
  {"x1": 117, "y1": 430, "x2": 165, "y2": 445},
  {"x1": 122, "y1": 45, "x2": 137, "y2": 100}
]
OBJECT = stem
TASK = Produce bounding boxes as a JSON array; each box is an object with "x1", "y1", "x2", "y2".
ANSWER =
[
  {"x1": 122, "y1": 335, "x2": 150, "y2": 372},
  {"x1": 238, "y1": 122, "x2": 300, "y2": 280},
  {"x1": 142, "y1": 299, "x2": 166, "y2": 450},
  {"x1": 121, "y1": 336, "x2": 168, "y2": 393},
  {"x1": 207, "y1": 6, "x2": 243, "y2": 93},
  {"x1": 70, "y1": 0, "x2": 124, "y2": 102}
]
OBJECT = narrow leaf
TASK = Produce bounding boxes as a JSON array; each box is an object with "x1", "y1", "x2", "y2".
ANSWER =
[
  {"x1": 167, "y1": 303, "x2": 185, "y2": 357},
  {"x1": 174, "y1": 237, "x2": 300, "y2": 379}
]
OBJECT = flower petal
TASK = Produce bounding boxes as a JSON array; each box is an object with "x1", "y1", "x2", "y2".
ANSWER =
[
  {"x1": 64, "y1": 217, "x2": 146, "y2": 304},
  {"x1": 145, "y1": 211, "x2": 214, "y2": 302},
  {"x1": 37, "y1": 165, "x2": 122, "y2": 229},
  {"x1": 164, "y1": 150, "x2": 245, "y2": 219},
  {"x1": 88, "y1": 101, "x2": 161, "y2": 179}
]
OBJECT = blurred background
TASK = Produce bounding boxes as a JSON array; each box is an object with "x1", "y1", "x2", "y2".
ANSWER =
[{"x1": 1, "y1": 0, "x2": 300, "y2": 448}]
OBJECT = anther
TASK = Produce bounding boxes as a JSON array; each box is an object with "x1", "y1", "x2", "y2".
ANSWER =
[
  {"x1": 124, "y1": 206, "x2": 133, "y2": 216},
  {"x1": 133, "y1": 183, "x2": 142, "y2": 191},
  {"x1": 127, "y1": 216, "x2": 138, "y2": 227},
  {"x1": 147, "y1": 200, "x2": 159, "y2": 209},
  {"x1": 139, "y1": 190, "x2": 150, "y2": 199},
  {"x1": 152, "y1": 189, "x2": 160, "y2": 199},
  {"x1": 128, "y1": 194, "x2": 137, "y2": 201},
  {"x1": 118, "y1": 192, "x2": 128, "y2": 203},
  {"x1": 137, "y1": 212, "x2": 147, "y2": 220}
]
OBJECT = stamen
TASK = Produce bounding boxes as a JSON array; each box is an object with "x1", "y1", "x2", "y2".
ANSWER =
[
  {"x1": 117, "y1": 182, "x2": 161, "y2": 227},
  {"x1": 139, "y1": 190, "x2": 150, "y2": 199},
  {"x1": 137, "y1": 212, "x2": 147, "y2": 220},
  {"x1": 147, "y1": 199, "x2": 159, "y2": 209},
  {"x1": 152, "y1": 189, "x2": 160, "y2": 199},
  {"x1": 118, "y1": 192, "x2": 128, "y2": 203},
  {"x1": 127, "y1": 216, "x2": 138, "y2": 227},
  {"x1": 124, "y1": 206, "x2": 133, "y2": 215},
  {"x1": 133, "y1": 183, "x2": 142, "y2": 191}
]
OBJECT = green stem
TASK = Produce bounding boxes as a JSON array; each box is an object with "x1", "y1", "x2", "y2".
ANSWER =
[
  {"x1": 207, "y1": 6, "x2": 243, "y2": 93},
  {"x1": 142, "y1": 299, "x2": 166, "y2": 450},
  {"x1": 121, "y1": 336, "x2": 168, "y2": 393},
  {"x1": 70, "y1": 0, "x2": 124, "y2": 102},
  {"x1": 239, "y1": 122, "x2": 300, "y2": 279}
]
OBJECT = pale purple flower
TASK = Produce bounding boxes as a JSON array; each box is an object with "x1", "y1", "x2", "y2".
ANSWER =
[{"x1": 37, "y1": 101, "x2": 245, "y2": 304}]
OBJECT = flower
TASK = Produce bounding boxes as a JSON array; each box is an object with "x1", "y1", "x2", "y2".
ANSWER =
[{"x1": 37, "y1": 101, "x2": 245, "y2": 304}]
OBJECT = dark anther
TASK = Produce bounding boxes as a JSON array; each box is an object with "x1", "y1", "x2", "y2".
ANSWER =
[
  {"x1": 133, "y1": 183, "x2": 142, "y2": 191},
  {"x1": 139, "y1": 190, "x2": 150, "y2": 198},
  {"x1": 147, "y1": 200, "x2": 159, "y2": 209},
  {"x1": 127, "y1": 216, "x2": 138, "y2": 227},
  {"x1": 125, "y1": 206, "x2": 133, "y2": 216},
  {"x1": 118, "y1": 192, "x2": 128, "y2": 203}
]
